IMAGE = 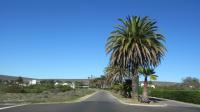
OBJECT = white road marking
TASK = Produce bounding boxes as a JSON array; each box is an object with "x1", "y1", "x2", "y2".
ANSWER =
[{"x1": 0, "y1": 104, "x2": 27, "y2": 110}]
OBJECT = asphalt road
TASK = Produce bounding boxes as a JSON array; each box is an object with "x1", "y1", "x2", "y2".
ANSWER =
[{"x1": 0, "y1": 91, "x2": 200, "y2": 112}]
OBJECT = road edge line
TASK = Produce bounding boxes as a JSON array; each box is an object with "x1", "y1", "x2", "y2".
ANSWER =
[
  {"x1": 0, "y1": 104, "x2": 27, "y2": 110},
  {"x1": 75, "y1": 91, "x2": 98, "y2": 102}
]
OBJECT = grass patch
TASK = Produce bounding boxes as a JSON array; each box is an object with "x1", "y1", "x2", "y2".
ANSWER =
[{"x1": 149, "y1": 90, "x2": 200, "y2": 104}]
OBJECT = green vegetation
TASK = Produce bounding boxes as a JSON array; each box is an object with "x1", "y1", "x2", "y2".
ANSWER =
[
  {"x1": 89, "y1": 15, "x2": 200, "y2": 105},
  {"x1": 111, "y1": 82, "x2": 123, "y2": 93},
  {"x1": 104, "y1": 66, "x2": 129, "y2": 83},
  {"x1": 182, "y1": 77, "x2": 200, "y2": 89},
  {"x1": 101, "y1": 15, "x2": 200, "y2": 105},
  {"x1": 146, "y1": 77, "x2": 200, "y2": 104},
  {"x1": 0, "y1": 81, "x2": 73, "y2": 93},
  {"x1": 89, "y1": 75, "x2": 106, "y2": 88},
  {"x1": 16, "y1": 77, "x2": 24, "y2": 84},
  {"x1": 138, "y1": 67, "x2": 157, "y2": 101},
  {"x1": 105, "y1": 15, "x2": 166, "y2": 100},
  {"x1": 149, "y1": 90, "x2": 200, "y2": 104},
  {"x1": 110, "y1": 80, "x2": 132, "y2": 98},
  {"x1": 0, "y1": 89, "x2": 95, "y2": 104},
  {"x1": 0, "y1": 77, "x2": 95, "y2": 104},
  {"x1": 90, "y1": 15, "x2": 167, "y2": 103}
]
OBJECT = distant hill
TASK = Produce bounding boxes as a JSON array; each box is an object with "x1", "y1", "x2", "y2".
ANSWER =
[
  {"x1": 151, "y1": 81, "x2": 180, "y2": 86},
  {"x1": 0, "y1": 74, "x2": 35, "y2": 82},
  {"x1": 41, "y1": 79, "x2": 89, "y2": 85},
  {"x1": 0, "y1": 74, "x2": 89, "y2": 85},
  {"x1": 140, "y1": 81, "x2": 180, "y2": 86},
  {"x1": 0, "y1": 74, "x2": 179, "y2": 86}
]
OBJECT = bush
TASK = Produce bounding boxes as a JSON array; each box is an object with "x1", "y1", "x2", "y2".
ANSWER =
[
  {"x1": 154, "y1": 85, "x2": 188, "y2": 90},
  {"x1": 3, "y1": 85, "x2": 25, "y2": 93},
  {"x1": 111, "y1": 83, "x2": 123, "y2": 93},
  {"x1": 56, "y1": 85, "x2": 72, "y2": 92},
  {"x1": 149, "y1": 90, "x2": 200, "y2": 104},
  {"x1": 1, "y1": 83, "x2": 73, "y2": 93},
  {"x1": 24, "y1": 85, "x2": 45, "y2": 93}
]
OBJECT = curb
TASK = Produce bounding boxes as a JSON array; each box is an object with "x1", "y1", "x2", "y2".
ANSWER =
[{"x1": 107, "y1": 92, "x2": 167, "y2": 107}]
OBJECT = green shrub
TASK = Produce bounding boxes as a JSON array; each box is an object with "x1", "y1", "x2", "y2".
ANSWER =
[
  {"x1": 111, "y1": 83, "x2": 123, "y2": 93},
  {"x1": 1, "y1": 83, "x2": 73, "y2": 93},
  {"x1": 24, "y1": 85, "x2": 47, "y2": 93},
  {"x1": 56, "y1": 85, "x2": 72, "y2": 92},
  {"x1": 149, "y1": 90, "x2": 200, "y2": 104},
  {"x1": 3, "y1": 85, "x2": 25, "y2": 93}
]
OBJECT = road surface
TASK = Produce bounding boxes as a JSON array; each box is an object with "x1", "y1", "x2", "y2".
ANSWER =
[{"x1": 0, "y1": 91, "x2": 200, "y2": 112}]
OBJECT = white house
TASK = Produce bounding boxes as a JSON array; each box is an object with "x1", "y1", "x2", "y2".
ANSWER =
[
  {"x1": 62, "y1": 83, "x2": 69, "y2": 86},
  {"x1": 140, "y1": 83, "x2": 156, "y2": 88},
  {"x1": 54, "y1": 82, "x2": 76, "y2": 89},
  {"x1": 54, "y1": 82, "x2": 59, "y2": 86},
  {"x1": 29, "y1": 80, "x2": 40, "y2": 85}
]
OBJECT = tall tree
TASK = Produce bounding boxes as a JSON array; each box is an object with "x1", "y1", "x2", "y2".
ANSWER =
[
  {"x1": 106, "y1": 16, "x2": 166, "y2": 98},
  {"x1": 99, "y1": 75, "x2": 106, "y2": 88},
  {"x1": 182, "y1": 77, "x2": 200, "y2": 89}
]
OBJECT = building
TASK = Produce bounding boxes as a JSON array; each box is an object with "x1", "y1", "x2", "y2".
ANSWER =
[
  {"x1": 29, "y1": 80, "x2": 40, "y2": 85},
  {"x1": 140, "y1": 83, "x2": 156, "y2": 88},
  {"x1": 54, "y1": 81, "x2": 76, "y2": 89}
]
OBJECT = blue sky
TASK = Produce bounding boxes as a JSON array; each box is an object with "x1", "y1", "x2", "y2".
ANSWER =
[{"x1": 0, "y1": 0, "x2": 200, "y2": 82}]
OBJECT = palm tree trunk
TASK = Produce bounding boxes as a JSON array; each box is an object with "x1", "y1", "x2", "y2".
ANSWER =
[
  {"x1": 131, "y1": 68, "x2": 138, "y2": 99},
  {"x1": 143, "y1": 76, "x2": 148, "y2": 98}
]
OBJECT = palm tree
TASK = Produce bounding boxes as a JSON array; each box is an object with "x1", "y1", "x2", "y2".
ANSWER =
[
  {"x1": 106, "y1": 16, "x2": 166, "y2": 98},
  {"x1": 99, "y1": 75, "x2": 106, "y2": 88},
  {"x1": 104, "y1": 65, "x2": 130, "y2": 84},
  {"x1": 138, "y1": 67, "x2": 157, "y2": 101},
  {"x1": 89, "y1": 76, "x2": 106, "y2": 88}
]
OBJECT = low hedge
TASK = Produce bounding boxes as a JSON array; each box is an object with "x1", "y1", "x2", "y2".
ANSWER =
[
  {"x1": 149, "y1": 90, "x2": 200, "y2": 104},
  {"x1": 1, "y1": 84, "x2": 73, "y2": 93}
]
